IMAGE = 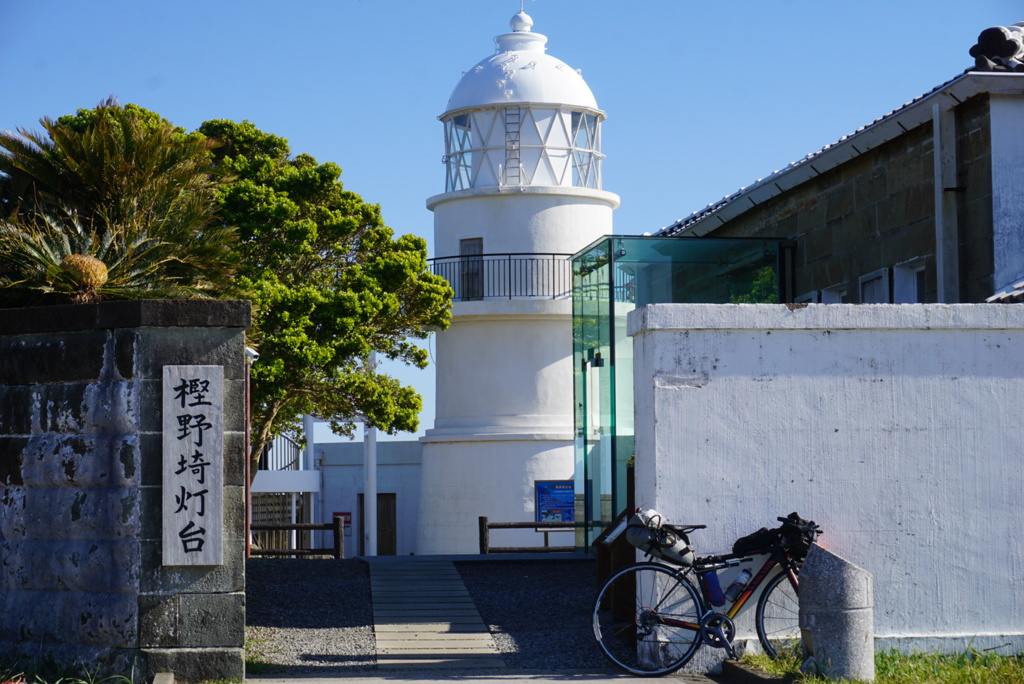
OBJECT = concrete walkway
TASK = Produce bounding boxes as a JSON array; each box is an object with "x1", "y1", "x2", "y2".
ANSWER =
[
  {"x1": 247, "y1": 554, "x2": 754, "y2": 683},
  {"x1": 366, "y1": 558, "x2": 506, "y2": 670}
]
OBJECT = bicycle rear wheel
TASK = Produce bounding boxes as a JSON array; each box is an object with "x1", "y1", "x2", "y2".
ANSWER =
[
  {"x1": 755, "y1": 570, "x2": 801, "y2": 658},
  {"x1": 592, "y1": 563, "x2": 703, "y2": 676}
]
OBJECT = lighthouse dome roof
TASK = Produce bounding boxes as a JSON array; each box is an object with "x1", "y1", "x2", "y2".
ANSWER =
[{"x1": 444, "y1": 11, "x2": 599, "y2": 114}]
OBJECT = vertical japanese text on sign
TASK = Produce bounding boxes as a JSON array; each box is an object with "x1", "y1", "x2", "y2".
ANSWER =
[{"x1": 162, "y1": 366, "x2": 224, "y2": 566}]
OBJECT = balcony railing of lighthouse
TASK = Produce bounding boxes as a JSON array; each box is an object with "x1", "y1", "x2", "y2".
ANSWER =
[{"x1": 429, "y1": 252, "x2": 574, "y2": 301}]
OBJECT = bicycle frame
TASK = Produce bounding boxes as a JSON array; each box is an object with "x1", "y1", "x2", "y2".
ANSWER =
[
  {"x1": 593, "y1": 512, "x2": 820, "y2": 675},
  {"x1": 658, "y1": 548, "x2": 799, "y2": 630}
]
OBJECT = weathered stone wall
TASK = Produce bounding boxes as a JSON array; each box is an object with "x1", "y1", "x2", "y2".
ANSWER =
[
  {"x1": 0, "y1": 300, "x2": 250, "y2": 682},
  {"x1": 699, "y1": 94, "x2": 995, "y2": 303}
]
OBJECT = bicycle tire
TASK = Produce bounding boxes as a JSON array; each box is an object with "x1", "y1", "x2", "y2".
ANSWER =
[
  {"x1": 755, "y1": 570, "x2": 801, "y2": 658},
  {"x1": 592, "y1": 563, "x2": 703, "y2": 676}
]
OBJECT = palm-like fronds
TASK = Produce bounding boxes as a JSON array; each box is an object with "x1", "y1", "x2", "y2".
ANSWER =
[
  {"x1": 0, "y1": 98, "x2": 238, "y2": 306},
  {"x1": 0, "y1": 208, "x2": 237, "y2": 306}
]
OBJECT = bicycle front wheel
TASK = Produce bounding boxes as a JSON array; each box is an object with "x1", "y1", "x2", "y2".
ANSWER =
[
  {"x1": 755, "y1": 570, "x2": 801, "y2": 658},
  {"x1": 592, "y1": 563, "x2": 703, "y2": 676}
]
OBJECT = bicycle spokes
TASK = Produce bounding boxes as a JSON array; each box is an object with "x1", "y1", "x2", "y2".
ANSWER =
[{"x1": 593, "y1": 564, "x2": 703, "y2": 675}]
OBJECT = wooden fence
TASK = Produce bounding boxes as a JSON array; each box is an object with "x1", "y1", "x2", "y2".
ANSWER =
[
  {"x1": 478, "y1": 516, "x2": 575, "y2": 554},
  {"x1": 249, "y1": 518, "x2": 345, "y2": 558}
]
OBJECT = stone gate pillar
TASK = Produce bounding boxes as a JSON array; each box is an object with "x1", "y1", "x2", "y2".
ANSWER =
[{"x1": 0, "y1": 300, "x2": 250, "y2": 683}]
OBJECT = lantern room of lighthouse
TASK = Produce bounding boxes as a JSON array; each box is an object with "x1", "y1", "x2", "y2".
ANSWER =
[{"x1": 417, "y1": 9, "x2": 619, "y2": 555}]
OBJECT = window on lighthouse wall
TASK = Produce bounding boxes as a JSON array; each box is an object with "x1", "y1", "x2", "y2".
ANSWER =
[
  {"x1": 443, "y1": 106, "x2": 603, "y2": 192},
  {"x1": 459, "y1": 238, "x2": 484, "y2": 301}
]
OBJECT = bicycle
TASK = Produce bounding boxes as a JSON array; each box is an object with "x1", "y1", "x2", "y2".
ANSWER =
[{"x1": 592, "y1": 510, "x2": 822, "y2": 676}]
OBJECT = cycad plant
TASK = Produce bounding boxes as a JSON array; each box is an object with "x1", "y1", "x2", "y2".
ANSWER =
[
  {"x1": 0, "y1": 98, "x2": 237, "y2": 306},
  {"x1": 0, "y1": 207, "x2": 237, "y2": 305}
]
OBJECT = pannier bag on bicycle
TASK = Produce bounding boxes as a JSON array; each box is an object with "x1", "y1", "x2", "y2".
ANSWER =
[
  {"x1": 777, "y1": 511, "x2": 820, "y2": 560},
  {"x1": 731, "y1": 526, "x2": 778, "y2": 555},
  {"x1": 624, "y1": 508, "x2": 694, "y2": 567},
  {"x1": 732, "y1": 511, "x2": 820, "y2": 560}
]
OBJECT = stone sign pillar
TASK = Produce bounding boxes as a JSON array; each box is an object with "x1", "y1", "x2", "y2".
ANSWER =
[
  {"x1": 799, "y1": 543, "x2": 875, "y2": 682},
  {"x1": 0, "y1": 300, "x2": 250, "y2": 683}
]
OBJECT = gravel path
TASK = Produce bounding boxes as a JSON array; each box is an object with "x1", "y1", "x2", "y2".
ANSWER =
[
  {"x1": 245, "y1": 558, "x2": 376, "y2": 673},
  {"x1": 456, "y1": 558, "x2": 607, "y2": 670},
  {"x1": 244, "y1": 557, "x2": 606, "y2": 674}
]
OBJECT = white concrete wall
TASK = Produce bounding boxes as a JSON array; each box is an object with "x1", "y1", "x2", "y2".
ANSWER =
[
  {"x1": 416, "y1": 440, "x2": 574, "y2": 555},
  {"x1": 317, "y1": 441, "x2": 422, "y2": 556},
  {"x1": 630, "y1": 303, "x2": 1024, "y2": 652}
]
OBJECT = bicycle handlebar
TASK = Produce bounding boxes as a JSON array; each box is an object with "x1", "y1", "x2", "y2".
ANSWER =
[{"x1": 777, "y1": 516, "x2": 822, "y2": 532}]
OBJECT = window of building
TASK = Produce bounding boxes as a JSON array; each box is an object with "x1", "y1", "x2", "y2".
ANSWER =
[
  {"x1": 859, "y1": 269, "x2": 891, "y2": 303},
  {"x1": 821, "y1": 286, "x2": 849, "y2": 303},
  {"x1": 795, "y1": 291, "x2": 821, "y2": 304},
  {"x1": 893, "y1": 259, "x2": 927, "y2": 303}
]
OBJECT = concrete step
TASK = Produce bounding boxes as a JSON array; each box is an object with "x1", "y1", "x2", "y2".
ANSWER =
[
  {"x1": 367, "y1": 558, "x2": 505, "y2": 669},
  {"x1": 372, "y1": 622, "x2": 493, "y2": 633}
]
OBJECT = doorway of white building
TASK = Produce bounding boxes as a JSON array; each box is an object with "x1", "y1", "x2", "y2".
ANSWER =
[{"x1": 358, "y1": 493, "x2": 397, "y2": 555}]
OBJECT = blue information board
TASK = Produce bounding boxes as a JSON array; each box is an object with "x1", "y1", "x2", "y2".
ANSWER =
[{"x1": 535, "y1": 480, "x2": 575, "y2": 524}]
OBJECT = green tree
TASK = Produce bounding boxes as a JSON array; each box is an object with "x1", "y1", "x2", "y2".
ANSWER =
[
  {"x1": 197, "y1": 120, "x2": 452, "y2": 461},
  {"x1": 0, "y1": 98, "x2": 236, "y2": 305},
  {"x1": 0, "y1": 101, "x2": 452, "y2": 461},
  {"x1": 730, "y1": 265, "x2": 779, "y2": 304}
]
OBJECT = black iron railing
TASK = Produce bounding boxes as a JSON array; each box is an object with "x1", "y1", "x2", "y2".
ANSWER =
[
  {"x1": 257, "y1": 433, "x2": 301, "y2": 471},
  {"x1": 429, "y1": 253, "x2": 573, "y2": 301}
]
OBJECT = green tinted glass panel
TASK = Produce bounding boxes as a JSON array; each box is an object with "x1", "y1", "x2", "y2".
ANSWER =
[{"x1": 572, "y1": 236, "x2": 788, "y2": 547}]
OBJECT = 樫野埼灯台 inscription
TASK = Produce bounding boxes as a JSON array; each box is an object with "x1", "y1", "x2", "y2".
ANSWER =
[{"x1": 162, "y1": 365, "x2": 224, "y2": 566}]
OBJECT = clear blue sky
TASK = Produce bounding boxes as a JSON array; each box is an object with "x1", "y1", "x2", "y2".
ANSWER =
[{"x1": 2, "y1": 0, "x2": 1016, "y2": 439}]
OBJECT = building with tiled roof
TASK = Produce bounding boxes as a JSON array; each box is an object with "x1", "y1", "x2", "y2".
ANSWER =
[{"x1": 658, "y1": 25, "x2": 1024, "y2": 306}]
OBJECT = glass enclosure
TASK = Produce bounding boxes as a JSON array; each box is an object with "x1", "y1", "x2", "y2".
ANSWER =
[{"x1": 571, "y1": 236, "x2": 794, "y2": 548}]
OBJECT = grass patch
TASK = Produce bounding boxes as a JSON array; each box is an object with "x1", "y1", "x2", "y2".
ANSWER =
[
  {"x1": 243, "y1": 636, "x2": 287, "y2": 675},
  {"x1": 743, "y1": 647, "x2": 803, "y2": 679},
  {"x1": 742, "y1": 647, "x2": 1024, "y2": 683},
  {"x1": 0, "y1": 662, "x2": 132, "y2": 684}
]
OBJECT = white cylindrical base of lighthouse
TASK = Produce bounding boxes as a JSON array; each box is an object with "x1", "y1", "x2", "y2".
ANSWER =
[
  {"x1": 430, "y1": 300, "x2": 574, "y2": 435},
  {"x1": 416, "y1": 439, "x2": 574, "y2": 555},
  {"x1": 417, "y1": 299, "x2": 576, "y2": 555}
]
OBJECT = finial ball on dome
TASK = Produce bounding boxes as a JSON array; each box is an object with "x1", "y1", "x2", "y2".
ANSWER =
[{"x1": 510, "y1": 11, "x2": 534, "y2": 32}]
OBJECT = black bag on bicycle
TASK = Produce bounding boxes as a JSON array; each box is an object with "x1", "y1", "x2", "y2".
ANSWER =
[
  {"x1": 732, "y1": 512, "x2": 821, "y2": 558},
  {"x1": 625, "y1": 508, "x2": 695, "y2": 567},
  {"x1": 731, "y1": 526, "x2": 779, "y2": 555},
  {"x1": 777, "y1": 511, "x2": 820, "y2": 560}
]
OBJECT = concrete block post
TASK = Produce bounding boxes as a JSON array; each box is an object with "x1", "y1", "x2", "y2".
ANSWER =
[{"x1": 799, "y1": 543, "x2": 875, "y2": 682}]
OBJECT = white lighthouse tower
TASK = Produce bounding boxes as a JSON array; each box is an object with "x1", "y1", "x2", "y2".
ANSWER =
[{"x1": 417, "y1": 10, "x2": 619, "y2": 554}]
